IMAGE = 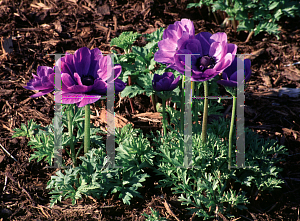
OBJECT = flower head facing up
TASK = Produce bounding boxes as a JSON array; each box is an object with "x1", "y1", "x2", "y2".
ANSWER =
[
  {"x1": 23, "y1": 66, "x2": 55, "y2": 98},
  {"x1": 152, "y1": 72, "x2": 180, "y2": 92},
  {"x1": 217, "y1": 57, "x2": 251, "y2": 87},
  {"x1": 174, "y1": 32, "x2": 237, "y2": 82},
  {"x1": 154, "y1": 19, "x2": 195, "y2": 65},
  {"x1": 56, "y1": 47, "x2": 126, "y2": 107}
]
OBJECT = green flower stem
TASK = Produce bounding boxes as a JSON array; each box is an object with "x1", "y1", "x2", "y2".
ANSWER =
[
  {"x1": 180, "y1": 76, "x2": 185, "y2": 150},
  {"x1": 151, "y1": 94, "x2": 157, "y2": 112},
  {"x1": 201, "y1": 81, "x2": 208, "y2": 144},
  {"x1": 194, "y1": 82, "x2": 199, "y2": 131},
  {"x1": 128, "y1": 75, "x2": 135, "y2": 114},
  {"x1": 180, "y1": 76, "x2": 185, "y2": 135},
  {"x1": 228, "y1": 96, "x2": 236, "y2": 171},
  {"x1": 161, "y1": 97, "x2": 167, "y2": 137},
  {"x1": 67, "y1": 107, "x2": 76, "y2": 167},
  {"x1": 84, "y1": 104, "x2": 91, "y2": 154},
  {"x1": 191, "y1": 81, "x2": 194, "y2": 98}
]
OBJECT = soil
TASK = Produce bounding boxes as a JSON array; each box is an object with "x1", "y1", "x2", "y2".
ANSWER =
[{"x1": 0, "y1": 0, "x2": 300, "y2": 220}]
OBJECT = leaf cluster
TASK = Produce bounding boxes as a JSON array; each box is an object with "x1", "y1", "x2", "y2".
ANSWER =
[
  {"x1": 153, "y1": 120, "x2": 288, "y2": 219},
  {"x1": 110, "y1": 28, "x2": 165, "y2": 98},
  {"x1": 47, "y1": 124, "x2": 155, "y2": 207},
  {"x1": 188, "y1": 0, "x2": 300, "y2": 39},
  {"x1": 12, "y1": 104, "x2": 106, "y2": 166}
]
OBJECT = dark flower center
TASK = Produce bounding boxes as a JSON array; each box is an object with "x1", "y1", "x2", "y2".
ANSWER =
[
  {"x1": 196, "y1": 55, "x2": 216, "y2": 71},
  {"x1": 81, "y1": 75, "x2": 95, "y2": 86}
]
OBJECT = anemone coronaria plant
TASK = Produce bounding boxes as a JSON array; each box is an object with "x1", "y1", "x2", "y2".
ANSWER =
[
  {"x1": 217, "y1": 57, "x2": 252, "y2": 170},
  {"x1": 55, "y1": 47, "x2": 125, "y2": 154},
  {"x1": 152, "y1": 72, "x2": 180, "y2": 137}
]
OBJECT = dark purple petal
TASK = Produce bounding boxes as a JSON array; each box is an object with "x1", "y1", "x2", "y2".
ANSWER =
[
  {"x1": 217, "y1": 57, "x2": 252, "y2": 87},
  {"x1": 195, "y1": 32, "x2": 212, "y2": 55},
  {"x1": 161, "y1": 78, "x2": 173, "y2": 90},
  {"x1": 153, "y1": 73, "x2": 163, "y2": 82},
  {"x1": 174, "y1": 49, "x2": 192, "y2": 73},
  {"x1": 74, "y1": 47, "x2": 91, "y2": 77},
  {"x1": 169, "y1": 75, "x2": 180, "y2": 91},
  {"x1": 89, "y1": 48, "x2": 102, "y2": 79},
  {"x1": 217, "y1": 79, "x2": 237, "y2": 87},
  {"x1": 67, "y1": 83, "x2": 93, "y2": 93},
  {"x1": 73, "y1": 72, "x2": 84, "y2": 86},
  {"x1": 64, "y1": 53, "x2": 75, "y2": 71},
  {"x1": 163, "y1": 72, "x2": 175, "y2": 81},
  {"x1": 115, "y1": 79, "x2": 126, "y2": 94},
  {"x1": 92, "y1": 79, "x2": 107, "y2": 95},
  {"x1": 178, "y1": 38, "x2": 202, "y2": 54},
  {"x1": 61, "y1": 72, "x2": 76, "y2": 87},
  {"x1": 227, "y1": 43, "x2": 237, "y2": 56},
  {"x1": 153, "y1": 72, "x2": 179, "y2": 92}
]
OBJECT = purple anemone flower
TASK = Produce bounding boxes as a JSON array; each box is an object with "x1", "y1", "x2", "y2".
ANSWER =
[
  {"x1": 217, "y1": 57, "x2": 251, "y2": 87},
  {"x1": 23, "y1": 66, "x2": 55, "y2": 98},
  {"x1": 173, "y1": 32, "x2": 237, "y2": 82},
  {"x1": 154, "y1": 19, "x2": 195, "y2": 65},
  {"x1": 56, "y1": 47, "x2": 126, "y2": 107},
  {"x1": 152, "y1": 72, "x2": 180, "y2": 92}
]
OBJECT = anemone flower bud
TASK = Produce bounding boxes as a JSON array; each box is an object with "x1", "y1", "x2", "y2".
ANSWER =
[
  {"x1": 23, "y1": 66, "x2": 55, "y2": 98},
  {"x1": 152, "y1": 72, "x2": 180, "y2": 92},
  {"x1": 217, "y1": 57, "x2": 251, "y2": 87}
]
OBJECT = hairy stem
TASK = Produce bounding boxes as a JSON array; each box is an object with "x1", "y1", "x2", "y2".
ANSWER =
[
  {"x1": 67, "y1": 106, "x2": 76, "y2": 167},
  {"x1": 194, "y1": 82, "x2": 199, "y2": 132},
  {"x1": 151, "y1": 94, "x2": 157, "y2": 112},
  {"x1": 228, "y1": 96, "x2": 236, "y2": 171},
  {"x1": 128, "y1": 75, "x2": 135, "y2": 114},
  {"x1": 180, "y1": 76, "x2": 185, "y2": 149},
  {"x1": 84, "y1": 104, "x2": 90, "y2": 154},
  {"x1": 162, "y1": 97, "x2": 167, "y2": 137},
  {"x1": 201, "y1": 81, "x2": 208, "y2": 144}
]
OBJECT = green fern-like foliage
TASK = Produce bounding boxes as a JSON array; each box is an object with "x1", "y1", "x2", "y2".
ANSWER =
[{"x1": 110, "y1": 31, "x2": 141, "y2": 53}]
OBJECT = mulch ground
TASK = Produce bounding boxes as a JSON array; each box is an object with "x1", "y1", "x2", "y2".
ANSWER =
[{"x1": 0, "y1": 0, "x2": 300, "y2": 220}]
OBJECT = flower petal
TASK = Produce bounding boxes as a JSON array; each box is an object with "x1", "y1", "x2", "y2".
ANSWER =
[
  {"x1": 77, "y1": 95, "x2": 101, "y2": 107},
  {"x1": 169, "y1": 75, "x2": 180, "y2": 90},
  {"x1": 195, "y1": 32, "x2": 212, "y2": 55},
  {"x1": 74, "y1": 47, "x2": 91, "y2": 77},
  {"x1": 62, "y1": 92, "x2": 84, "y2": 105},
  {"x1": 113, "y1": 64, "x2": 122, "y2": 80},
  {"x1": 154, "y1": 49, "x2": 175, "y2": 64},
  {"x1": 214, "y1": 53, "x2": 233, "y2": 72},
  {"x1": 61, "y1": 72, "x2": 77, "y2": 87},
  {"x1": 30, "y1": 88, "x2": 54, "y2": 98},
  {"x1": 115, "y1": 79, "x2": 126, "y2": 94},
  {"x1": 92, "y1": 78, "x2": 107, "y2": 95},
  {"x1": 89, "y1": 48, "x2": 102, "y2": 79},
  {"x1": 210, "y1": 32, "x2": 227, "y2": 44}
]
